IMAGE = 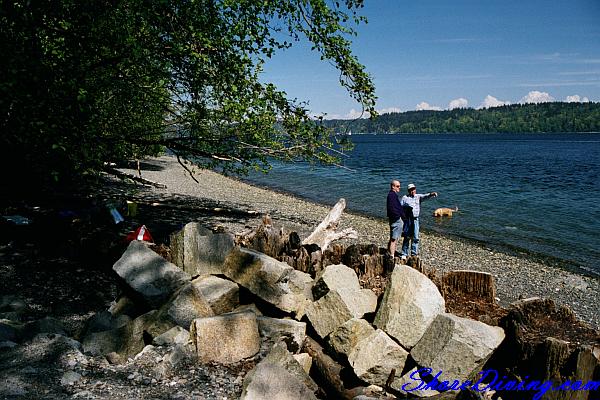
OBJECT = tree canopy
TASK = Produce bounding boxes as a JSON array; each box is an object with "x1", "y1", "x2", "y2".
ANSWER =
[{"x1": 1, "y1": 0, "x2": 376, "y2": 191}]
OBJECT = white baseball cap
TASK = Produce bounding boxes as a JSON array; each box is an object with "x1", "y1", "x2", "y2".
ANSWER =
[{"x1": 407, "y1": 183, "x2": 416, "y2": 190}]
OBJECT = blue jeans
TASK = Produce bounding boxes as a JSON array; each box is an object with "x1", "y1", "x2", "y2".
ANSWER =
[{"x1": 402, "y1": 218, "x2": 420, "y2": 256}]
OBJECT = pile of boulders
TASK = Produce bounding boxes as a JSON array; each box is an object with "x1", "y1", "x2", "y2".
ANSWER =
[{"x1": 73, "y1": 221, "x2": 505, "y2": 399}]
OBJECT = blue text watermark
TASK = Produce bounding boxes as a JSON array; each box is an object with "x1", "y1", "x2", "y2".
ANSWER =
[{"x1": 402, "y1": 368, "x2": 600, "y2": 400}]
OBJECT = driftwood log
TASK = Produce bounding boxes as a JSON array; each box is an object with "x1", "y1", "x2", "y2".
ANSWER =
[{"x1": 302, "y1": 198, "x2": 357, "y2": 251}]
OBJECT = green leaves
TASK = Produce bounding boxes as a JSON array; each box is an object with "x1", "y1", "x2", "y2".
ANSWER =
[{"x1": 1, "y1": 0, "x2": 376, "y2": 190}]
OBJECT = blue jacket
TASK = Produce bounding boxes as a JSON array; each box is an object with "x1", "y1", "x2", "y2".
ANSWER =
[{"x1": 387, "y1": 190, "x2": 406, "y2": 223}]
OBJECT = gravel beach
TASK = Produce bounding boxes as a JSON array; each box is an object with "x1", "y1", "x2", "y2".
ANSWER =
[{"x1": 123, "y1": 156, "x2": 600, "y2": 330}]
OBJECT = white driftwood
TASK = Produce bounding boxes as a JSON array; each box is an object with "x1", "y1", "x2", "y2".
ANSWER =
[{"x1": 302, "y1": 198, "x2": 357, "y2": 251}]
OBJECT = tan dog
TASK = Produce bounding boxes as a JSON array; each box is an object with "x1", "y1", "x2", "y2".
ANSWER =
[{"x1": 433, "y1": 206, "x2": 458, "y2": 217}]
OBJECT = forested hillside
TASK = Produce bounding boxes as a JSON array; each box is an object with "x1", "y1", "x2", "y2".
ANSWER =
[{"x1": 324, "y1": 102, "x2": 600, "y2": 133}]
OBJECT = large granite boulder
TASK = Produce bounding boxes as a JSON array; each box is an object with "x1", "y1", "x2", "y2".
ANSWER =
[
  {"x1": 158, "y1": 282, "x2": 214, "y2": 328},
  {"x1": 191, "y1": 275, "x2": 239, "y2": 315},
  {"x1": 374, "y1": 265, "x2": 445, "y2": 349},
  {"x1": 170, "y1": 222, "x2": 236, "y2": 276},
  {"x1": 190, "y1": 310, "x2": 260, "y2": 364},
  {"x1": 241, "y1": 361, "x2": 318, "y2": 400},
  {"x1": 257, "y1": 316, "x2": 306, "y2": 353},
  {"x1": 82, "y1": 309, "x2": 174, "y2": 360},
  {"x1": 305, "y1": 290, "x2": 355, "y2": 338},
  {"x1": 348, "y1": 329, "x2": 409, "y2": 386},
  {"x1": 262, "y1": 341, "x2": 318, "y2": 392},
  {"x1": 222, "y1": 247, "x2": 313, "y2": 316},
  {"x1": 328, "y1": 318, "x2": 376, "y2": 360},
  {"x1": 112, "y1": 240, "x2": 191, "y2": 307},
  {"x1": 312, "y1": 264, "x2": 378, "y2": 317},
  {"x1": 411, "y1": 313, "x2": 505, "y2": 383}
]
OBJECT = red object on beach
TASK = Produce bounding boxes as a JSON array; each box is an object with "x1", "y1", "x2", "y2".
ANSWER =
[{"x1": 125, "y1": 225, "x2": 154, "y2": 243}]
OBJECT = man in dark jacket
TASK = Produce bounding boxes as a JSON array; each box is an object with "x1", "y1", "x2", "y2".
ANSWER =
[{"x1": 386, "y1": 180, "x2": 406, "y2": 257}]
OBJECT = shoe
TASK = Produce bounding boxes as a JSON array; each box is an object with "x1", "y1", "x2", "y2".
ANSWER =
[{"x1": 401, "y1": 255, "x2": 407, "y2": 261}]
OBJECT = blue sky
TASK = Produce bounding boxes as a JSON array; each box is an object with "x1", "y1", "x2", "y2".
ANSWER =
[{"x1": 260, "y1": 0, "x2": 600, "y2": 119}]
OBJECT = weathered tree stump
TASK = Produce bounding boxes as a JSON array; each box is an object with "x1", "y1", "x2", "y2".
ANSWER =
[
  {"x1": 442, "y1": 270, "x2": 497, "y2": 304},
  {"x1": 488, "y1": 298, "x2": 600, "y2": 400}
]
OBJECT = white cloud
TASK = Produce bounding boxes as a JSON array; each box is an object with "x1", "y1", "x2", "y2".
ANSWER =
[
  {"x1": 415, "y1": 102, "x2": 442, "y2": 111},
  {"x1": 448, "y1": 98, "x2": 468, "y2": 110},
  {"x1": 377, "y1": 107, "x2": 402, "y2": 115},
  {"x1": 519, "y1": 91, "x2": 555, "y2": 104},
  {"x1": 478, "y1": 95, "x2": 511, "y2": 109},
  {"x1": 565, "y1": 94, "x2": 590, "y2": 103}
]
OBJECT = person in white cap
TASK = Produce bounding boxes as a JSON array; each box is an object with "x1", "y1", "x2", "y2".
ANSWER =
[{"x1": 400, "y1": 183, "x2": 437, "y2": 259}]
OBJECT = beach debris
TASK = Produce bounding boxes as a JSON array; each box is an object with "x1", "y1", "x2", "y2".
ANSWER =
[
  {"x1": 302, "y1": 198, "x2": 358, "y2": 251},
  {"x1": 108, "y1": 206, "x2": 124, "y2": 224},
  {"x1": 125, "y1": 224, "x2": 154, "y2": 243},
  {"x1": 1, "y1": 215, "x2": 31, "y2": 225}
]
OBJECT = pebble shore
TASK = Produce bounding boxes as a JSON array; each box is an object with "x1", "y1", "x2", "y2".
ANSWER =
[{"x1": 123, "y1": 156, "x2": 599, "y2": 330}]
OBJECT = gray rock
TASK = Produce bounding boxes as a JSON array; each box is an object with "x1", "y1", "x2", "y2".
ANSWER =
[
  {"x1": 112, "y1": 240, "x2": 191, "y2": 307},
  {"x1": 305, "y1": 290, "x2": 355, "y2": 338},
  {"x1": 374, "y1": 265, "x2": 445, "y2": 349},
  {"x1": 0, "y1": 319, "x2": 22, "y2": 342},
  {"x1": 241, "y1": 361, "x2": 318, "y2": 400},
  {"x1": 60, "y1": 371, "x2": 82, "y2": 386},
  {"x1": 312, "y1": 263, "x2": 362, "y2": 299},
  {"x1": 328, "y1": 318, "x2": 376, "y2": 360},
  {"x1": 222, "y1": 247, "x2": 313, "y2": 316},
  {"x1": 312, "y1": 264, "x2": 377, "y2": 319},
  {"x1": 0, "y1": 340, "x2": 17, "y2": 349},
  {"x1": 257, "y1": 316, "x2": 306, "y2": 353},
  {"x1": 0, "y1": 376, "x2": 29, "y2": 397},
  {"x1": 82, "y1": 324, "x2": 129, "y2": 356},
  {"x1": 0, "y1": 295, "x2": 27, "y2": 313},
  {"x1": 153, "y1": 326, "x2": 190, "y2": 346},
  {"x1": 411, "y1": 313, "x2": 505, "y2": 383},
  {"x1": 262, "y1": 341, "x2": 318, "y2": 392},
  {"x1": 190, "y1": 310, "x2": 260, "y2": 364},
  {"x1": 22, "y1": 317, "x2": 66, "y2": 341},
  {"x1": 292, "y1": 353, "x2": 312, "y2": 374},
  {"x1": 170, "y1": 222, "x2": 236, "y2": 276},
  {"x1": 192, "y1": 275, "x2": 239, "y2": 315},
  {"x1": 348, "y1": 329, "x2": 409, "y2": 386},
  {"x1": 164, "y1": 343, "x2": 194, "y2": 367},
  {"x1": 158, "y1": 282, "x2": 214, "y2": 328},
  {"x1": 80, "y1": 311, "x2": 131, "y2": 336},
  {"x1": 82, "y1": 309, "x2": 174, "y2": 359}
]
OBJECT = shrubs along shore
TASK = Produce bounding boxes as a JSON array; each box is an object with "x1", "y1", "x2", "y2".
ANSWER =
[{"x1": 119, "y1": 156, "x2": 599, "y2": 330}]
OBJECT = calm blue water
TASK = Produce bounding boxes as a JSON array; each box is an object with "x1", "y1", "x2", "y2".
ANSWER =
[{"x1": 244, "y1": 133, "x2": 600, "y2": 276}]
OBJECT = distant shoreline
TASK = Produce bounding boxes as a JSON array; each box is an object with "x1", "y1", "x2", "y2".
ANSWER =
[{"x1": 118, "y1": 156, "x2": 600, "y2": 330}]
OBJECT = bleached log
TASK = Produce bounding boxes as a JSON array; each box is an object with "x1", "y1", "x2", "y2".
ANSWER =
[{"x1": 302, "y1": 198, "x2": 358, "y2": 251}]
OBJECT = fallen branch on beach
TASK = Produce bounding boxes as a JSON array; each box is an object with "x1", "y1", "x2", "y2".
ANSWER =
[
  {"x1": 302, "y1": 198, "x2": 358, "y2": 251},
  {"x1": 105, "y1": 167, "x2": 167, "y2": 188}
]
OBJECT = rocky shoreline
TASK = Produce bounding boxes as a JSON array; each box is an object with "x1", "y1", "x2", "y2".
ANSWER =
[
  {"x1": 1, "y1": 155, "x2": 598, "y2": 400},
  {"x1": 122, "y1": 156, "x2": 599, "y2": 330}
]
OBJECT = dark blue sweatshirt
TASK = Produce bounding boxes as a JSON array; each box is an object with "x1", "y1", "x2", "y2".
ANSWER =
[{"x1": 387, "y1": 190, "x2": 406, "y2": 223}]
